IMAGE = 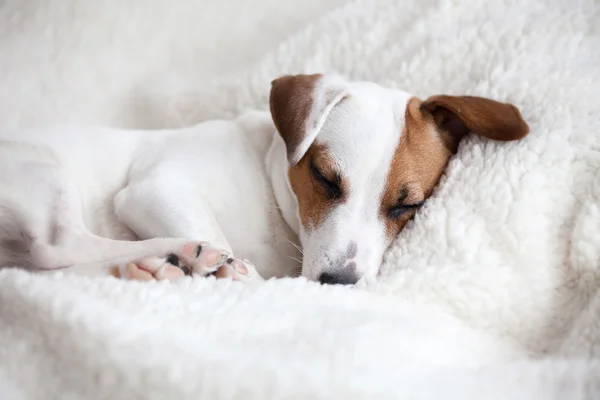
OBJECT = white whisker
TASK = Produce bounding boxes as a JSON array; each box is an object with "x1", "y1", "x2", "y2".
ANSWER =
[
  {"x1": 287, "y1": 256, "x2": 303, "y2": 265},
  {"x1": 284, "y1": 238, "x2": 303, "y2": 254},
  {"x1": 289, "y1": 269, "x2": 302, "y2": 278}
]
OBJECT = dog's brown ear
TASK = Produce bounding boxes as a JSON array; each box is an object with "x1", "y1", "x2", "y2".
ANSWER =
[
  {"x1": 420, "y1": 95, "x2": 529, "y2": 152},
  {"x1": 270, "y1": 74, "x2": 349, "y2": 165}
]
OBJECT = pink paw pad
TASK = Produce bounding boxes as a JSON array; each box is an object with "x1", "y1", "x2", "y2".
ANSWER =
[{"x1": 117, "y1": 242, "x2": 263, "y2": 282}]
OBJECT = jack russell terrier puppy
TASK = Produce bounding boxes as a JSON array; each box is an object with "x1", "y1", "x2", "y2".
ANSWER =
[{"x1": 0, "y1": 74, "x2": 529, "y2": 285}]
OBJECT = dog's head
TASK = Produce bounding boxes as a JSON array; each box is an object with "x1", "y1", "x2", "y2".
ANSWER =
[{"x1": 270, "y1": 74, "x2": 529, "y2": 284}]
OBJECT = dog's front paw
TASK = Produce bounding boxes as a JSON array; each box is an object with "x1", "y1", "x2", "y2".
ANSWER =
[{"x1": 117, "y1": 242, "x2": 262, "y2": 282}]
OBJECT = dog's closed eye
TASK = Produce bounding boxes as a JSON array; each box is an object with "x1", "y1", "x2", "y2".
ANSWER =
[
  {"x1": 387, "y1": 201, "x2": 424, "y2": 219},
  {"x1": 310, "y1": 160, "x2": 343, "y2": 200},
  {"x1": 386, "y1": 186, "x2": 425, "y2": 219}
]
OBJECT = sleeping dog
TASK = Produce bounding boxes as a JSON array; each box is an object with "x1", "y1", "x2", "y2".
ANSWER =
[{"x1": 0, "y1": 74, "x2": 529, "y2": 284}]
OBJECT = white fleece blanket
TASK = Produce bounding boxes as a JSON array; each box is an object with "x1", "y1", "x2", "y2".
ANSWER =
[{"x1": 1, "y1": 0, "x2": 599, "y2": 398}]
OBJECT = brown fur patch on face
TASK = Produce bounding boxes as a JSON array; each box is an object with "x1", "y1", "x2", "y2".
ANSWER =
[
  {"x1": 270, "y1": 74, "x2": 322, "y2": 163},
  {"x1": 288, "y1": 144, "x2": 348, "y2": 229},
  {"x1": 380, "y1": 97, "x2": 454, "y2": 238}
]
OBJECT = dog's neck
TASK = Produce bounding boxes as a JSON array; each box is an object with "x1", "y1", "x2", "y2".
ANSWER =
[{"x1": 265, "y1": 132, "x2": 301, "y2": 236}]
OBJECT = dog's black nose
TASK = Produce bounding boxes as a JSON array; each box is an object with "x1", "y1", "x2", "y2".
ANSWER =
[{"x1": 318, "y1": 270, "x2": 359, "y2": 285}]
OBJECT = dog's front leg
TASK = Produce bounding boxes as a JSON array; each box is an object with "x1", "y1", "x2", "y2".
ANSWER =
[
  {"x1": 109, "y1": 168, "x2": 264, "y2": 282},
  {"x1": 54, "y1": 241, "x2": 263, "y2": 282},
  {"x1": 114, "y1": 168, "x2": 233, "y2": 253}
]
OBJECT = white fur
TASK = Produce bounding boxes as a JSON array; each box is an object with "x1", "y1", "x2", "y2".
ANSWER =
[
  {"x1": 0, "y1": 73, "x2": 417, "y2": 286},
  {"x1": 0, "y1": 113, "x2": 302, "y2": 279},
  {"x1": 296, "y1": 79, "x2": 414, "y2": 281},
  {"x1": 0, "y1": 75, "x2": 411, "y2": 283},
  {"x1": 0, "y1": 0, "x2": 599, "y2": 398}
]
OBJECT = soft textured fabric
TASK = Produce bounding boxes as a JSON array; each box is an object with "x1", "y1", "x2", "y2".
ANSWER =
[{"x1": 0, "y1": 0, "x2": 599, "y2": 398}]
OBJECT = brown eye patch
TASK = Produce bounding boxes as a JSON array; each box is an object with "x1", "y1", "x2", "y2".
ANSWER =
[
  {"x1": 380, "y1": 97, "x2": 454, "y2": 238},
  {"x1": 288, "y1": 145, "x2": 348, "y2": 229},
  {"x1": 382, "y1": 184, "x2": 425, "y2": 235},
  {"x1": 310, "y1": 159, "x2": 343, "y2": 200}
]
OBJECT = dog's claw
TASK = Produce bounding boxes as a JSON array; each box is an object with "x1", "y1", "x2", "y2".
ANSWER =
[{"x1": 166, "y1": 253, "x2": 179, "y2": 267}]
